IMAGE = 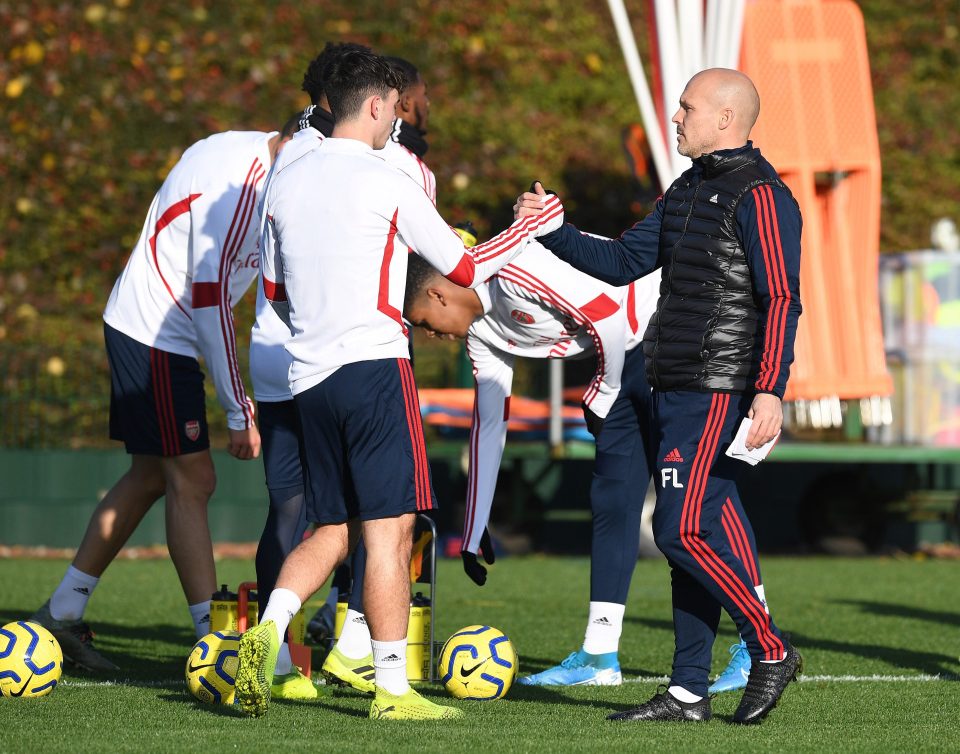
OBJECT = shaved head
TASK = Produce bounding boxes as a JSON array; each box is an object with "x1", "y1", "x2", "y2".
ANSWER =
[
  {"x1": 672, "y1": 68, "x2": 761, "y2": 158},
  {"x1": 692, "y1": 68, "x2": 760, "y2": 135}
]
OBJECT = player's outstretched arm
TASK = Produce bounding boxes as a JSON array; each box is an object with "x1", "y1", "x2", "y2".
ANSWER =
[
  {"x1": 515, "y1": 182, "x2": 663, "y2": 287},
  {"x1": 396, "y1": 177, "x2": 564, "y2": 289}
]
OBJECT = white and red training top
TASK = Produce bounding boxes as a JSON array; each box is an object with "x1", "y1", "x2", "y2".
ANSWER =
[
  {"x1": 104, "y1": 130, "x2": 274, "y2": 430},
  {"x1": 250, "y1": 124, "x2": 439, "y2": 402},
  {"x1": 249, "y1": 126, "x2": 325, "y2": 402},
  {"x1": 261, "y1": 136, "x2": 563, "y2": 396},
  {"x1": 462, "y1": 242, "x2": 660, "y2": 554},
  {"x1": 382, "y1": 122, "x2": 437, "y2": 205}
]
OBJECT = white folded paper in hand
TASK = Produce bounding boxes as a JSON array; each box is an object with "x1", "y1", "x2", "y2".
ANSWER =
[{"x1": 724, "y1": 417, "x2": 779, "y2": 466}]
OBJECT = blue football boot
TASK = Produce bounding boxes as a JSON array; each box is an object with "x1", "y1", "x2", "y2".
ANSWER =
[
  {"x1": 518, "y1": 649, "x2": 622, "y2": 686},
  {"x1": 709, "y1": 639, "x2": 751, "y2": 694}
]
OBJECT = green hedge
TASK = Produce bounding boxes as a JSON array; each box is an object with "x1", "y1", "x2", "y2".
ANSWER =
[{"x1": 0, "y1": 0, "x2": 957, "y2": 446}]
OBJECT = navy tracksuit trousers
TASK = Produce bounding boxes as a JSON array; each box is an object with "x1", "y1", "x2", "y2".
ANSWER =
[
  {"x1": 651, "y1": 390, "x2": 785, "y2": 696},
  {"x1": 590, "y1": 345, "x2": 655, "y2": 604},
  {"x1": 589, "y1": 349, "x2": 762, "y2": 614}
]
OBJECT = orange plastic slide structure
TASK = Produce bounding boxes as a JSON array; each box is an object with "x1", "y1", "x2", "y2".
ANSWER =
[{"x1": 739, "y1": 0, "x2": 892, "y2": 401}]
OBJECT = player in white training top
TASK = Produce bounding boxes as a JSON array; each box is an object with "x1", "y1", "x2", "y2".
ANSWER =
[
  {"x1": 404, "y1": 241, "x2": 659, "y2": 685},
  {"x1": 319, "y1": 52, "x2": 462, "y2": 694},
  {"x1": 382, "y1": 55, "x2": 436, "y2": 204},
  {"x1": 32, "y1": 125, "x2": 291, "y2": 673},
  {"x1": 248, "y1": 46, "x2": 448, "y2": 697},
  {"x1": 236, "y1": 45, "x2": 562, "y2": 721}
]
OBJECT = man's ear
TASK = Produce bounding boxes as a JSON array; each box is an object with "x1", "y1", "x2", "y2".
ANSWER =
[
  {"x1": 426, "y1": 285, "x2": 446, "y2": 306},
  {"x1": 369, "y1": 94, "x2": 384, "y2": 121},
  {"x1": 718, "y1": 107, "x2": 734, "y2": 131},
  {"x1": 397, "y1": 90, "x2": 412, "y2": 117}
]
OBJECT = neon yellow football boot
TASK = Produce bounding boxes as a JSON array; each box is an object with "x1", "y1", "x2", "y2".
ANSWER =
[
  {"x1": 369, "y1": 687, "x2": 464, "y2": 720},
  {"x1": 235, "y1": 620, "x2": 280, "y2": 717},
  {"x1": 270, "y1": 668, "x2": 332, "y2": 700},
  {"x1": 321, "y1": 646, "x2": 377, "y2": 694}
]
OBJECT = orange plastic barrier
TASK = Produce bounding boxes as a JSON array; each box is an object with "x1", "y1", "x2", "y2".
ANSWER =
[
  {"x1": 740, "y1": 0, "x2": 892, "y2": 401},
  {"x1": 417, "y1": 388, "x2": 590, "y2": 440}
]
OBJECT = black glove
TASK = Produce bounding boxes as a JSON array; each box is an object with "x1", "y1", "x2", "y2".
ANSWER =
[
  {"x1": 461, "y1": 528, "x2": 496, "y2": 586},
  {"x1": 529, "y1": 180, "x2": 557, "y2": 196},
  {"x1": 582, "y1": 401, "x2": 605, "y2": 439}
]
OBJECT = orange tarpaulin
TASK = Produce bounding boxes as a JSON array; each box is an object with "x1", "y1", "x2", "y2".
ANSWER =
[{"x1": 418, "y1": 388, "x2": 592, "y2": 441}]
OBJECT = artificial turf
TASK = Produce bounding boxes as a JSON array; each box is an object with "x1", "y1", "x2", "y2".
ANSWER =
[{"x1": 0, "y1": 556, "x2": 957, "y2": 753}]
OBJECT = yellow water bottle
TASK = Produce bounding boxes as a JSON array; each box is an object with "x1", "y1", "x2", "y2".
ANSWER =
[
  {"x1": 209, "y1": 585, "x2": 237, "y2": 634},
  {"x1": 406, "y1": 592, "x2": 432, "y2": 682}
]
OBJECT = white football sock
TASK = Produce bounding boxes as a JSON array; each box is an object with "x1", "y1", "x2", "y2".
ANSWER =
[
  {"x1": 260, "y1": 588, "x2": 301, "y2": 643},
  {"x1": 274, "y1": 642, "x2": 293, "y2": 675},
  {"x1": 50, "y1": 565, "x2": 99, "y2": 621},
  {"x1": 668, "y1": 685, "x2": 703, "y2": 703},
  {"x1": 189, "y1": 601, "x2": 211, "y2": 639},
  {"x1": 372, "y1": 639, "x2": 409, "y2": 695},
  {"x1": 336, "y1": 609, "x2": 372, "y2": 659},
  {"x1": 582, "y1": 601, "x2": 625, "y2": 655}
]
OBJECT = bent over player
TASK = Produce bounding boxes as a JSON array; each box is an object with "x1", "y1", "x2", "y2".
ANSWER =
[
  {"x1": 32, "y1": 125, "x2": 290, "y2": 670},
  {"x1": 235, "y1": 45, "x2": 563, "y2": 721},
  {"x1": 517, "y1": 68, "x2": 803, "y2": 724},
  {"x1": 404, "y1": 245, "x2": 771, "y2": 689}
]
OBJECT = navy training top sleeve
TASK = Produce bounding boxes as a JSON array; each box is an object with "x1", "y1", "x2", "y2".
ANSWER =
[
  {"x1": 537, "y1": 199, "x2": 664, "y2": 286},
  {"x1": 738, "y1": 183, "x2": 803, "y2": 399}
]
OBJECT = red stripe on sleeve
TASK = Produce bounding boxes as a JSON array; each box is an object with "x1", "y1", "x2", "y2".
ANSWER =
[
  {"x1": 445, "y1": 253, "x2": 477, "y2": 287},
  {"x1": 191, "y1": 282, "x2": 220, "y2": 308},
  {"x1": 752, "y1": 186, "x2": 788, "y2": 392},
  {"x1": 263, "y1": 278, "x2": 286, "y2": 302}
]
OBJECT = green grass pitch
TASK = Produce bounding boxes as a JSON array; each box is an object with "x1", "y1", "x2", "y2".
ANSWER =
[{"x1": 1, "y1": 556, "x2": 958, "y2": 752}]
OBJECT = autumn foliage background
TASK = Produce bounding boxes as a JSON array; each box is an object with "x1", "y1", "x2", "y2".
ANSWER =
[{"x1": 1, "y1": 1, "x2": 958, "y2": 447}]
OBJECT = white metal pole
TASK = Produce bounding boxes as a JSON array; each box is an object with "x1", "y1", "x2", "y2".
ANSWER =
[
  {"x1": 705, "y1": 0, "x2": 720, "y2": 66},
  {"x1": 605, "y1": 0, "x2": 678, "y2": 190},
  {"x1": 725, "y1": 0, "x2": 746, "y2": 69},
  {"x1": 654, "y1": 0, "x2": 687, "y2": 177},
  {"x1": 677, "y1": 0, "x2": 704, "y2": 76},
  {"x1": 549, "y1": 359, "x2": 564, "y2": 450}
]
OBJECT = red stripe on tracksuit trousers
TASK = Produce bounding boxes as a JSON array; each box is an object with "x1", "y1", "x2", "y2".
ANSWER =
[{"x1": 650, "y1": 389, "x2": 784, "y2": 697}]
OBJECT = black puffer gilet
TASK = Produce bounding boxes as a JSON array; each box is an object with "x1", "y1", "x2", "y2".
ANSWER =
[{"x1": 643, "y1": 144, "x2": 794, "y2": 393}]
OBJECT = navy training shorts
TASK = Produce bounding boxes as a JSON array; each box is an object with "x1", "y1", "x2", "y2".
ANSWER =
[
  {"x1": 295, "y1": 358, "x2": 437, "y2": 525},
  {"x1": 258, "y1": 399, "x2": 304, "y2": 492},
  {"x1": 105, "y1": 323, "x2": 209, "y2": 456}
]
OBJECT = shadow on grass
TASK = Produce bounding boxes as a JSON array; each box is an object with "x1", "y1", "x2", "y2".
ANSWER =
[
  {"x1": 157, "y1": 691, "x2": 248, "y2": 717},
  {"x1": 789, "y1": 631, "x2": 959, "y2": 678},
  {"x1": 1, "y1": 606, "x2": 198, "y2": 688},
  {"x1": 832, "y1": 599, "x2": 960, "y2": 628},
  {"x1": 627, "y1": 604, "x2": 959, "y2": 678}
]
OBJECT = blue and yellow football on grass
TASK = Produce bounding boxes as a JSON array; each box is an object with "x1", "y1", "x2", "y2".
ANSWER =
[
  {"x1": 439, "y1": 625, "x2": 518, "y2": 701},
  {"x1": 185, "y1": 630, "x2": 241, "y2": 705},
  {"x1": 0, "y1": 620, "x2": 63, "y2": 698}
]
